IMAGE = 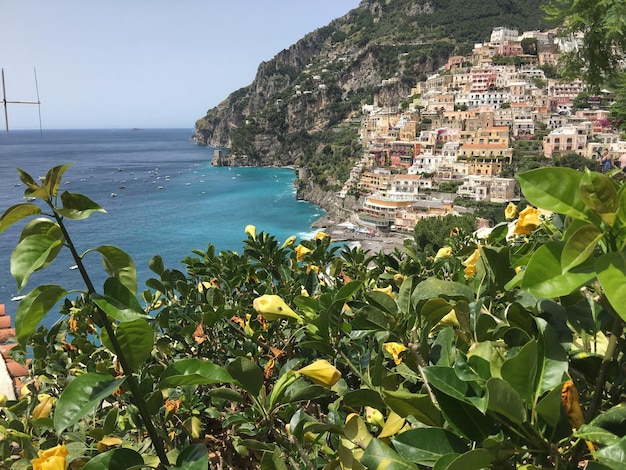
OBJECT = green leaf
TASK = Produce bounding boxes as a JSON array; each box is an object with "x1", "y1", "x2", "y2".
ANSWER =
[
  {"x1": 91, "y1": 278, "x2": 147, "y2": 323},
  {"x1": 383, "y1": 389, "x2": 443, "y2": 427},
  {"x1": 517, "y1": 168, "x2": 590, "y2": 221},
  {"x1": 0, "y1": 203, "x2": 41, "y2": 234},
  {"x1": 89, "y1": 245, "x2": 137, "y2": 294},
  {"x1": 596, "y1": 252, "x2": 626, "y2": 322},
  {"x1": 423, "y1": 366, "x2": 468, "y2": 402},
  {"x1": 335, "y1": 280, "x2": 363, "y2": 301},
  {"x1": 575, "y1": 425, "x2": 620, "y2": 446},
  {"x1": 594, "y1": 435, "x2": 626, "y2": 469},
  {"x1": 361, "y1": 438, "x2": 418, "y2": 470},
  {"x1": 226, "y1": 356, "x2": 264, "y2": 396},
  {"x1": 57, "y1": 191, "x2": 106, "y2": 220},
  {"x1": 588, "y1": 403, "x2": 626, "y2": 435},
  {"x1": 175, "y1": 444, "x2": 209, "y2": 470},
  {"x1": 432, "y1": 390, "x2": 495, "y2": 441},
  {"x1": 260, "y1": 446, "x2": 288, "y2": 470},
  {"x1": 159, "y1": 358, "x2": 234, "y2": 389},
  {"x1": 535, "y1": 318, "x2": 569, "y2": 395},
  {"x1": 82, "y1": 448, "x2": 144, "y2": 470},
  {"x1": 15, "y1": 285, "x2": 68, "y2": 347},
  {"x1": 16, "y1": 167, "x2": 41, "y2": 191},
  {"x1": 412, "y1": 278, "x2": 473, "y2": 304},
  {"x1": 42, "y1": 163, "x2": 73, "y2": 197},
  {"x1": 441, "y1": 449, "x2": 492, "y2": 470},
  {"x1": 521, "y1": 242, "x2": 595, "y2": 298},
  {"x1": 536, "y1": 383, "x2": 566, "y2": 428},
  {"x1": 19, "y1": 218, "x2": 65, "y2": 271},
  {"x1": 561, "y1": 224, "x2": 603, "y2": 272},
  {"x1": 486, "y1": 378, "x2": 526, "y2": 424},
  {"x1": 54, "y1": 373, "x2": 126, "y2": 434},
  {"x1": 392, "y1": 428, "x2": 467, "y2": 466},
  {"x1": 11, "y1": 234, "x2": 63, "y2": 291},
  {"x1": 101, "y1": 319, "x2": 154, "y2": 372},
  {"x1": 500, "y1": 340, "x2": 538, "y2": 405},
  {"x1": 148, "y1": 255, "x2": 165, "y2": 275},
  {"x1": 365, "y1": 290, "x2": 398, "y2": 316},
  {"x1": 421, "y1": 298, "x2": 454, "y2": 324},
  {"x1": 579, "y1": 170, "x2": 618, "y2": 226},
  {"x1": 343, "y1": 389, "x2": 385, "y2": 410}
]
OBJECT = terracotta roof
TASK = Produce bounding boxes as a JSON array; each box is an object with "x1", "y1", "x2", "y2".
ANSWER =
[{"x1": 0, "y1": 304, "x2": 28, "y2": 397}]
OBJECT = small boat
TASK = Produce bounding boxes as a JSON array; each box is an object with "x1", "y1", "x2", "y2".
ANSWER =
[
  {"x1": 11, "y1": 295, "x2": 26, "y2": 302},
  {"x1": 69, "y1": 265, "x2": 78, "y2": 270},
  {"x1": 111, "y1": 192, "x2": 117, "y2": 198}
]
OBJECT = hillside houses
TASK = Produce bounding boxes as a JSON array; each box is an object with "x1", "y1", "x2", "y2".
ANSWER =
[{"x1": 349, "y1": 25, "x2": 626, "y2": 231}]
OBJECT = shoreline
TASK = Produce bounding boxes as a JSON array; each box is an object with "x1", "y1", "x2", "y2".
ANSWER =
[{"x1": 312, "y1": 215, "x2": 410, "y2": 254}]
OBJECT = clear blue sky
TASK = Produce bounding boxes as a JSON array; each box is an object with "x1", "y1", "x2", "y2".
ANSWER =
[{"x1": 1, "y1": 1, "x2": 360, "y2": 130}]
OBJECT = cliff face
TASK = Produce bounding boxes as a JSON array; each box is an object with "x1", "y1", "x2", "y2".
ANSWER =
[{"x1": 194, "y1": 0, "x2": 553, "y2": 169}]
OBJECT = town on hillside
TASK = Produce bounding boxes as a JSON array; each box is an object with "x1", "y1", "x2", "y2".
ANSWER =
[{"x1": 337, "y1": 26, "x2": 624, "y2": 234}]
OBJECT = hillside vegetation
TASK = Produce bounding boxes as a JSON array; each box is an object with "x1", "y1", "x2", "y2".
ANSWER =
[{"x1": 194, "y1": 0, "x2": 555, "y2": 188}]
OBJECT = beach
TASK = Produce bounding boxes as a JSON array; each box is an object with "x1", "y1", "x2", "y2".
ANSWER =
[{"x1": 313, "y1": 216, "x2": 410, "y2": 254}]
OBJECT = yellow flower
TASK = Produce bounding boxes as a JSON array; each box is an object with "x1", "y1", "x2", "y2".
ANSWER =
[
  {"x1": 512, "y1": 206, "x2": 541, "y2": 236},
  {"x1": 505, "y1": 202, "x2": 518, "y2": 220},
  {"x1": 383, "y1": 342, "x2": 407, "y2": 365},
  {"x1": 300, "y1": 288, "x2": 309, "y2": 297},
  {"x1": 314, "y1": 231, "x2": 330, "y2": 240},
  {"x1": 461, "y1": 246, "x2": 481, "y2": 279},
  {"x1": 434, "y1": 246, "x2": 452, "y2": 261},
  {"x1": 306, "y1": 263, "x2": 320, "y2": 274},
  {"x1": 244, "y1": 224, "x2": 256, "y2": 239},
  {"x1": 296, "y1": 359, "x2": 341, "y2": 388},
  {"x1": 374, "y1": 284, "x2": 395, "y2": 299},
  {"x1": 281, "y1": 235, "x2": 297, "y2": 249},
  {"x1": 32, "y1": 394, "x2": 55, "y2": 419},
  {"x1": 253, "y1": 294, "x2": 302, "y2": 322},
  {"x1": 97, "y1": 436, "x2": 122, "y2": 454},
  {"x1": 31, "y1": 444, "x2": 69, "y2": 470},
  {"x1": 439, "y1": 309, "x2": 459, "y2": 327},
  {"x1": 295, "y1": 244, "x2": 312, "y2": 261},
  {"x1": 365, "y1": 406, "x2": 385, "y2": 428}
]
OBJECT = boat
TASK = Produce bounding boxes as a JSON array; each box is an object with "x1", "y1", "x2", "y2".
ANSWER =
[
  {"x1": 11, "y1": 295, "x2": 25, "y2": 302},
  {"x1": 69, "y1": 265, "x2": 78, "y2": 270}
]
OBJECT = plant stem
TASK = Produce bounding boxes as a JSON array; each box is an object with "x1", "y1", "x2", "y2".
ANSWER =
[
  {"x1": 586, "y1": 288, "x2": 624, "y2": 422},
  {"x1": 53, "y1": 210, "x2": 170, "y2": 467}
]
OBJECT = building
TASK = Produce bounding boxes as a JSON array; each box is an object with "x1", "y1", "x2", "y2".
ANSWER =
[
  {"x1": 543, "y1": 126, "x2": 588, "y2": 157},
  {"x1": 357, "y1": 195, "x2": 413, "y2": 228}
]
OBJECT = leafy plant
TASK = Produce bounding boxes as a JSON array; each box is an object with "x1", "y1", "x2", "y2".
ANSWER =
[{"x1": 1, "y1": 164, "x2": 625, "y2": 469}]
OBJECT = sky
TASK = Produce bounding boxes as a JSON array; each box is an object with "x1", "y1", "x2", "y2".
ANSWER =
[{"x1": 1, "y1": 1, "x2": 361, "y2": 130}]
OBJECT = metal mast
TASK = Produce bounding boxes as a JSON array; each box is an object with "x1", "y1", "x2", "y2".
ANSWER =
[{"x1": 1, "y1": 68, "x2": 42, "y2": 134}]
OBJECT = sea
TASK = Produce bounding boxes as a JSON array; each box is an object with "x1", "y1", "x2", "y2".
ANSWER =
[{"x1": 0, "y1": 128, "x2": 325, "y2": 324}]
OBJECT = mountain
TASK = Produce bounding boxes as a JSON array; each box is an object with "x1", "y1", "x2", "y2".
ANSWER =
[{"x1": 194, "y1": 0, "x2": 554, "y2": 188}]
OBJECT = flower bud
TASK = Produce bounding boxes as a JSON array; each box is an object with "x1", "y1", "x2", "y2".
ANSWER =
[
  {"x1": 505, "y1": 202, "x2": 518, "y2": 220},
  {"x1": 253, "y1": 294, "x2": 302, "y2": 322},
  {"x1": 31, "y1": 394, "x2": 55, "y2": 419},
  {"x1": 296, "y1": 359, "x2": 341, "y2": 388},
  {"x1": 365, "y1": 406, "x2": 385, "y2": 428},
  {"x1": 244, "y1": 224, "x2": 256, "y2": 239},
  {"x1": 434, "y1": 246, "x2": 452, "y2": 261}
]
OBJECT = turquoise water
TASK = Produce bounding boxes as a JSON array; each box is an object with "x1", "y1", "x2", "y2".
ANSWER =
[{"x1": 0, "y1": 129, "x2": 324, "y2": 321}]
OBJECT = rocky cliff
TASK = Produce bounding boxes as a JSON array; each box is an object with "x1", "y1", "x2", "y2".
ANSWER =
[{"x1": 194, "y1": 0, "x2": 553, "y2": 177}]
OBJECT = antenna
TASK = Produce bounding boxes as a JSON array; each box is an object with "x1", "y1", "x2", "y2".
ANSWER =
[{"x1": 1, "y1": 68, "x2": 43, "y2": 134}]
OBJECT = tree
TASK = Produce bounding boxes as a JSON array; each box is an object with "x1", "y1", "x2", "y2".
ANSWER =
[
  {"x1": 544, "y1": 0, "x2": 626, "y2": 88},
  {"x1": 412, "y1": 213, "x2": 476, "y2": 254}
]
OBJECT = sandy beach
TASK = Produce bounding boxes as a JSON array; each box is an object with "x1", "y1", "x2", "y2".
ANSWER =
[{"x1": 313, "y1": 216, "x2": 410, "y2": 254}]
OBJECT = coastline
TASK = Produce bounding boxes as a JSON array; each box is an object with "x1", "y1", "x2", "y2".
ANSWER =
[{"x1": 313, "y1": 215, "x2": 410, "y2": 254}]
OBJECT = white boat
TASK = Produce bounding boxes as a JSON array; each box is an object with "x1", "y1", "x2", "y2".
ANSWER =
[{"x1": 11, "y1": 295, "x2": 25, "y2": 302}]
